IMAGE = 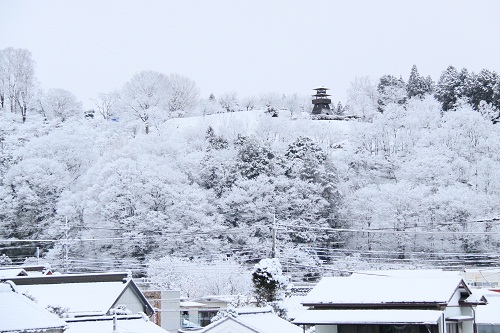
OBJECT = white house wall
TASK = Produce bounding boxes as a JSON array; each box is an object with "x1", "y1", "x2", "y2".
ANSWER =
[{"x1": 115, "y1": 287, "x2": 145, "y2": 314}]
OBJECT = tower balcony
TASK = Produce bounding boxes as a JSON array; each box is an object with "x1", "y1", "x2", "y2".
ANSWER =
[{"x1": 312, "y1": 98, "x2": 331, "y2": 105}]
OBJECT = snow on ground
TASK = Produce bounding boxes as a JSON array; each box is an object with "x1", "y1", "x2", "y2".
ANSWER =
[{"x1": 160, "y1": 109, "x2": 356, "y2": 152}]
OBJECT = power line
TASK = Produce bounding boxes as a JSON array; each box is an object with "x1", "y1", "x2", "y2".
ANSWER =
[{"x1": 276, "y1": 223, "x2": 500, "y2": 235}]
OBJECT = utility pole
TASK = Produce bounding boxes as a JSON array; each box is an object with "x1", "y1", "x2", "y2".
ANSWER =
[
  {"x1": 271, "y1": 214, "x2": 277, "y2": 259},
  {"x1": 62, "y1": 217, "x2": 69, "y2": 273}
]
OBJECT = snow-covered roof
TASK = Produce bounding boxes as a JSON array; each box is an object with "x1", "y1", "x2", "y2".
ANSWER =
[
  {"x1": 350, "y1": 269, "x2": 462, "y2": 278},
  {"x1": 0, "y1": 282, "x2": 67, "y2": 332},
  {"x1": 201, "y1": 311, "x2": 302, "y2": 333},
  {"x1": 0, "y1": 264, "x2": 52, "y2": 276},
  {"x1": 302, "y1": 276, "x2": 467, "y2": 306},
  {"x1": 180, "y1": 301, "x2": 207, "y2": 308},
  {"x1": 476, "y1": 292, "x2": 500, "y2": 324},
  {"x1": 65, "y1": 315, "x2": 167, "y2": 333},
  {"x1": 16, "y1": 280, "x2": 130, "y2": 316},
  {"x1": 193, "y1": 295, "x2": 241, "y2": 303},
  {"x1": 293, "y1": 309, "x2": 444, "y2": 325},
  {"x1": 283, "y1": 294, "x2": 308, "y2": 320},
  {"x1": 4, "y1": 272, "x2": 154, "y2": 317},
  {"x1": 0, "y1": 268, "x2": 28, "y2": 278}
]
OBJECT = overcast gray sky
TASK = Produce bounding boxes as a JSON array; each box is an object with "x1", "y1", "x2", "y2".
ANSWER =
[{"x1": 1, "y1": 0, "x2": 499, "y2": 108}]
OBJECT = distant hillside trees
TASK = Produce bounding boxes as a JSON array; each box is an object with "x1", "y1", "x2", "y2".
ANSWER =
[
  {"x1": 0, "y1": 48, "x2": 37, "y2": 122},
  {"x1": 377, "y1": 75, "x2": 407, "y2": 112},
  {"x1": 218, "y1": 92, "x2": 239, "y2": 112},
  {"x1": 199, "y1": 130, "x2": 343, "y2": 252},
  {"x1": 115, "y1": 71, "x2": 201, "y2": 132},
  {"x1": 167, "y1": 73, "x2": 200, "y2": 116},
  {"x1": 347, "y1": 76, "x2": 378, "y2": 120},
  {"x1": 92, "y1": 91, "x2": 120, "y2": 120},
  {"x1": 38, "y1": 88, "x2": 82, "y2": 122},
  {"x1": 372, "y1": 65, "x2": 500, "y2": 123},
  {"x1": 1, "y1": 157, "x2": 70, "y2": 239},
  {"x1": 148, "y1": 256, "x2": 251, "y2": 298},
  {"x1": 344, "y1": 97, "x2": 500, "y2": 259},
  {"x1": 119, "y1": 70, "x2": 170, "y2": 134},
  {"x1": 435, "y1": 66, "x2": 500, "y2": 120},
  {"x1": 1, "y1": 49, "x2": 500, "y2": 275}
]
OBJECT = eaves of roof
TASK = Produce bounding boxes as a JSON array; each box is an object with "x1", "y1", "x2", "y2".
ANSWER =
[{"x1": 1, "y1": 272, "x2": 129, "y2": 285}]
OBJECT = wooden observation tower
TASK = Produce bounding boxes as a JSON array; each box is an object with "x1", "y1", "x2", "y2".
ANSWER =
[{"x1": 311, "y1": 87, "x2": 332, "y2": 115}]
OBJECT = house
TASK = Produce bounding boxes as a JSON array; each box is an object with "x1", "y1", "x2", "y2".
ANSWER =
[
  {"x1": 463, "y1": 268, "x2": 500, "y2": 289},
  {"x1": 200, "y1": 307, "x2": 303, "y2": 333},
  {"x1": 182, "y1": 295, "x2": 251, "y2": 328},
  {"x1": 0, "y1": 281, "x2": 67, "y2": 333},
  {"x1": 474, "y1": 290, "x2": 500, "y2": 333},
  {"x1": 293, "y1": 273, "x2": 484, "y2": 333},
  {"x1": 1, "y1": 272, "x2": 155, "y2": 318},
  {"x1": 141, "y1": 289, "x2": 182, "y2": 333}
]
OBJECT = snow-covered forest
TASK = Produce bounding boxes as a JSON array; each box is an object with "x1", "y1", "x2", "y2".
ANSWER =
[{"x1": 1, "y1": 48, "x2": 500, "y2": 285}]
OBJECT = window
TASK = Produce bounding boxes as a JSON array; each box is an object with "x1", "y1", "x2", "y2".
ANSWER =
[
  {"x1": 198, "y1": 310, "x2": 219, "y2": 327},
  {"x1": 447, "y1": 323, "x2": 459, "y2": 333},
  {"x1": 338, "y1": 324, "x2": 438, "y2": 333}
]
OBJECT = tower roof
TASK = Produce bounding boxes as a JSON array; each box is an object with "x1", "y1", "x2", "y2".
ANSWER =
[{"x1": 313, "y1": 86, "x2": 330, "y2": 91}]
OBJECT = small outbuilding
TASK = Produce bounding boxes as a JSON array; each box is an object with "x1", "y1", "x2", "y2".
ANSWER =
[{"x1": 200, "y1": 307, "x2": 302, "y2": 333}]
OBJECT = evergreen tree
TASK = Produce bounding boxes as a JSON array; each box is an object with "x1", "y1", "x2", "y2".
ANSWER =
[
  {"x1": 284, "y1": 136, "x2": 327, "y2": 181},
  {"x1": 469, "y1": 69, "x2": 500, "y2": 111},
  {"x1": 435, "y1": 66, "x2": 462, "y2": 111},
  {"x1": 425, "y1": 75, "x2": 435, "y2": 94},
  {"x1": 235, "y1": 136, "x2": 277, "y2": 180},
  {"x1": 407, "y1": 65, "x2": 431, "y2": 99},
  {"x1": 455, "y1": 68, "x2": 473, "y2": 100},
  {"x1": 205, "y1": 126, "x2": 229, "y2": 150},
  {"x1": 200, "y1": 127, "x2": 235, "y2": 197},
  {"x1": 335, "y1": 101, "x2": 344, "y2": 116},
  {"x1": 252, "y1": 258, "x2": 288, "y2": 318}
]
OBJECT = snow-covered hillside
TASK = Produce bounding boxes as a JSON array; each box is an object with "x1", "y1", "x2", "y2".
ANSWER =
[{"x1": 1, "y1": 98, "x2": 499, "y2": 281}]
